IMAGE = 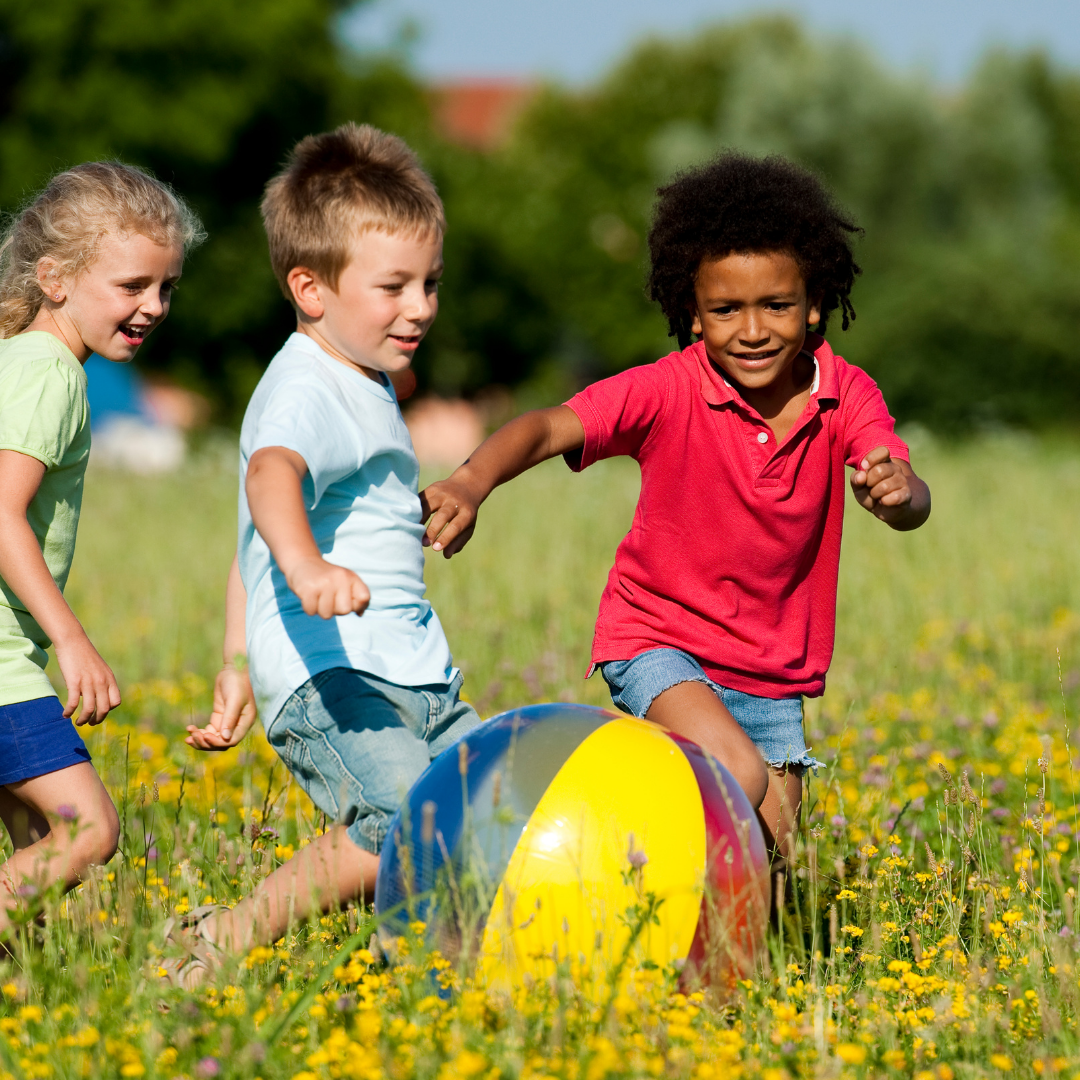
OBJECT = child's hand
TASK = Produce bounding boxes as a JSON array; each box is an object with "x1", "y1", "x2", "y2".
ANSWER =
[
  {"x1": 287, "y1": 555, "x2": 370, "y2": 618},
  {"x1": 186, "y1": 664, "x2": 257, "y2": 751},
  {"x1": 850, "y1": 446, "x2": 930, "y2": 529},
  {"x1": 53, "y1": 633, "x2": 121, "y2": 725},
  {"x1": 417, "y1": 406, "x2": 586, "y2": 558},
  {"x1": 419, "y1": 479, "x2": 480, "y2": 557}
]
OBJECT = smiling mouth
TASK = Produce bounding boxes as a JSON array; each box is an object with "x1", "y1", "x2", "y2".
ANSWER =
[
  {"x1": 120, "y1": 323, "x2": 150, "y2": 345},
  {"x1": 733, "y1": 348, "x2": 781, "y2": 364},
  {"x1": 389, "y1": 334, "x2": 421, "y2": 347}
]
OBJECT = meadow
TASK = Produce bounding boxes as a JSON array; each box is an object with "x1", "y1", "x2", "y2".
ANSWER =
[{"x1": 3, "y1": 430, "x2": 1080, "y2": 1079}]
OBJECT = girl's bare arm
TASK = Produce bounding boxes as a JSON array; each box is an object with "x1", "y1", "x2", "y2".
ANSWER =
[{"x1": 0, "y1": 449, "x2": 119, "y2": 723}]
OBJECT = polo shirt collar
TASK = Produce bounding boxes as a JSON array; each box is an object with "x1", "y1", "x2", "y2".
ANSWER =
[
  {"x1": 805, "y1": 333, "x2": 840, "y2": 401},
  {"x1": 691, "y1": 333, "x2": 840, "y2": 406}
]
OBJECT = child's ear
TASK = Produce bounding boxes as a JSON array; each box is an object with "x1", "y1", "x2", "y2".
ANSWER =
[
  {"x1": 807, "y1": 294, "x2": 823, "y2": 329},
  {"x1": 287, "y1": 266, "x2": 325, "y2": 320},
  {"x1": 35, "y1": 256, "x2": 64, "y2": 302},
  {"x1": 689, "y1": 304, "x2": 704, "y2": 338}
]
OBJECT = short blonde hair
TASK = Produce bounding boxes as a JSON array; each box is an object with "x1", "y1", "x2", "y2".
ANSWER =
[
  {"x1": 261, "y1": 123, "x2": 445, "y2": 300},
  {"x1": 0, "y1": 161, "x2": 205, "y2": 339}
]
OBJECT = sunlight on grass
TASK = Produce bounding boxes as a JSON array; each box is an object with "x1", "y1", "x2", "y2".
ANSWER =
[{"x1": 3, "y1": 433, "x2": 1080, "y2": 1078}]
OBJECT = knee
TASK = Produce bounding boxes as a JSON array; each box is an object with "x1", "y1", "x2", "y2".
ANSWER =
[
  {"x1": 727, "y1": 750, "x2": 769, "y2": 809},
  {"x1": 70, "y1": 802, "x2": 120, "y2": 869},
  {"x1": 96, "y1": 807, "x2": 120, "y2": 866}
]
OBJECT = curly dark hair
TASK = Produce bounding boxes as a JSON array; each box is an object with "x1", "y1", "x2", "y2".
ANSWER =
[{"x1": 647, "y1": 152, "x2": 862, "y2": 347}]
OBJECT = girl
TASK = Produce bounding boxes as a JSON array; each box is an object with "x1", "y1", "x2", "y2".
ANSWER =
[
  {"x1": 421, "y1": 152, "x2": 930, "y2": 872},
  {"x1": 0, "y1": 162, "x2": 203, "y2": 936}
]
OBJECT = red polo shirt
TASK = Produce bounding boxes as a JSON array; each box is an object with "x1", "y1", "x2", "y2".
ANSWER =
[{"x1": 564, "y1": 335, "x2": 908, "y2": 698}]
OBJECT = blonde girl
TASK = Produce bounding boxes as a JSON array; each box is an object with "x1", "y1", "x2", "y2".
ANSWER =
[{"x1": 0, "y1": 162, "x2": 203, "y2": 936}]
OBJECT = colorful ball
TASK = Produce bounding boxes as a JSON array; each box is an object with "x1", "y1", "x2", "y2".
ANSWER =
[{"x1": 375, "y1": 703, "x2": 769, "y2": 989}]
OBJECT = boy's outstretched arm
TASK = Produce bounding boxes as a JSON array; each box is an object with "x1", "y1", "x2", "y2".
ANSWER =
[
  {"x1": 185, "y1": 553, "x2": 257, "y2": 751},
  {"x1": 189, "y1": 446, "x2": 373, "y2": 752},
  {"x1": 420, "y1": 405, "x2": 585, "y2": 557},
  {"x1": 850, "y1": 446, "x2": 931, "y2": 531},
  {"x1": 246, "y1": 446, "x2": 370, "y2": 617}
]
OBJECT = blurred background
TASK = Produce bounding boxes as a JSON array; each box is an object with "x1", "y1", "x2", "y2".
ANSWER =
[{"x1": 4, "y1": 0, "x2": 1080, "y2": 463}]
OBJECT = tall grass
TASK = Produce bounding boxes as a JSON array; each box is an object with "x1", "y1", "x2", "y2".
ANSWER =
[
  {"x1": 65, "y1": 430, "x2": 1080, "y2": 716},
  {"x1": 1, "y1": 432, "x2": 1079, "y2": 1078}
]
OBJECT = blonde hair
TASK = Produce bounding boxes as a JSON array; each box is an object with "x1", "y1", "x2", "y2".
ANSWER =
[
  {"x1": 261, "y1": 123, "x2": 445, "y2": 301},
  {"x1": 0, "y1": 161, "x2": 205, "y2": 339}
]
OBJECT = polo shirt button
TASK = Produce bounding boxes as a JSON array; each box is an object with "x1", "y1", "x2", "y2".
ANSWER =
[{"x1": 757, "y1": 431, "x2": 769, "y2": 444}]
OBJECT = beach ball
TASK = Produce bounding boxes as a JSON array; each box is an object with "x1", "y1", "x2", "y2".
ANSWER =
[{"x1": 375, "y1": 703, "x2": 769, "y2": 990}]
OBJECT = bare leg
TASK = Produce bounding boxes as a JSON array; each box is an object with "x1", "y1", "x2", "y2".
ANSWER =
[
  {"x1": 643, "y1": 682, "x2": 806, "y2": 869},
  {"x1": 0, "y1": 788, "x2": 49, "y2": 849},
  {"x1": 207, "y1": 825, "x2": 379, "y2": 953},
  {"x1": 645, "y1": 681, "x2": 769, "y2": 808},
  {"x1": 757, "y1": 764, "x2": 804, "y2": 871},
  {"x1": 0, "y1": 763, "x2": 119, "y2": 935}
]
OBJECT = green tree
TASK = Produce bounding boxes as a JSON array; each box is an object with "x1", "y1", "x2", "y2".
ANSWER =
[
  {"x1": 0, "y1": 0, "x2": 432, "y2": 421},
  {"x1": 459, "y1": 17, "x2": 1080, "y2": 429},
  {"x1": 6, "y1": 6, "x2": 1080, "y2": 430}
]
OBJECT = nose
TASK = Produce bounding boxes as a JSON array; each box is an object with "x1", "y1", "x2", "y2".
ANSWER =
[
  {"x1": 739, "y1": 310, "x2": 769, "y2": 347},
  {"x1": 402, "y1": 283, "x2": 436, "y2": 326},
  {"x1": 141, "y1": 286, "x2": 167, "y2": 320}
]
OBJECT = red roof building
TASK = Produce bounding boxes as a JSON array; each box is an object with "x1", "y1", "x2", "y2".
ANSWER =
[{"x1": 431, "y1": 79, "x2": 537, "y2": 150}]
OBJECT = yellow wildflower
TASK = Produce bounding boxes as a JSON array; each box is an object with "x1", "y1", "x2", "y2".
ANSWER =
[{"x1": 836, "y1": 1043, "x2": 867, "y2": 1064}]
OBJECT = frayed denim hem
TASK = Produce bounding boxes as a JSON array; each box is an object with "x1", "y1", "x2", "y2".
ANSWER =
[{"x1": 766, "y1": 751, "x2": 826, "y2": 774}]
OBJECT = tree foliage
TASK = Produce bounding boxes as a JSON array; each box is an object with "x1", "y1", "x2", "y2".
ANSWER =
[
  {"x1": 3, "y1": 6, "x2": 1080, "y2": 429},
  {"x1": 453, "y1": 18, "x2": 1080, "y2": 429},
  {"x1": 0, "y1": 0, "x2": 430, "y2": 420}
]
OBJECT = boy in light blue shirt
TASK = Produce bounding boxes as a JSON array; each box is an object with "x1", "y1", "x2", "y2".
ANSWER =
[
  {"x1": 176, "y1": 124, "x2": 479, "y2": 983},
  {"x1": 238, "y1": 329, "x2": 458, "y2": 724}
]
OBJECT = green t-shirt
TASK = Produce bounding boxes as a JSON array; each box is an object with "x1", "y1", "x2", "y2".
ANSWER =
[{"x1": 0, "y1": 332, "x2": 90, "y2": 706}]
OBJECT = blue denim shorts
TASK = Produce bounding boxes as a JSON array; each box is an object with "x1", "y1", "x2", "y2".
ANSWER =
[
  {"x1": 266, "y1": 667, "x2": 482, "y2": 854},
  {"x1": 600, "y1": 648, "x2": 824, "y2": 771},
  {"x1": 0, "y1": 695, "x2": 91, "y2": 786}
]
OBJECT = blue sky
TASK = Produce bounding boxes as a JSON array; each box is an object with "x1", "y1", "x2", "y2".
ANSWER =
[{"x1": 342, "y1": 0, "x2": 1080, "y2": 85}]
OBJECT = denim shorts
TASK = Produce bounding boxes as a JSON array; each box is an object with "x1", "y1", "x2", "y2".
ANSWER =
[
  {"x1": 0, "y1": 695, "x2": 91, "y2": 786},
  {"x1": 266, "y1": 667, "x2": 481, "y2": 854},
  {"x1": 599, "y1": 648, "x2": 824, "y2": 771}
]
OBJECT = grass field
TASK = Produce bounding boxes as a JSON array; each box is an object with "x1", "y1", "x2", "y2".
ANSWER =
[{"x1": 4, "y1": 431, "x2": 1080, "y2": 1079}]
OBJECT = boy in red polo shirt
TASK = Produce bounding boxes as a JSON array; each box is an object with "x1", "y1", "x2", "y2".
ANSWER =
[{"x1": 421, "y1": 153, "x2": 930, "y2": 867}]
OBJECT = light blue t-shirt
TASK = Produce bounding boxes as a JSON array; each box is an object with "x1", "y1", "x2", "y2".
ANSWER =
[{"x1": 238, "y1": 333, "x2": 456, "y2": 724}]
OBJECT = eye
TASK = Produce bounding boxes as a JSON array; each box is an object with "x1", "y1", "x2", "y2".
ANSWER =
[
  {"x1": 425, "y1": 277, "x2": 440, "y2": 291},
  {"x1": 382, "y1": 283, "x2": 404, "y2": 294}
]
